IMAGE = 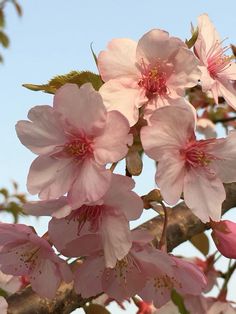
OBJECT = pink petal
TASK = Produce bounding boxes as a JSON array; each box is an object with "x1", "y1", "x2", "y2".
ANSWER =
[
  {"x1": 48, "y1": 216, "x2": 79, "y2": 252},
  {"x1": 102, "y1": 261, "x2": 146, "y2": 302},
  {"x1": 156, "y1": 153, "x2": 186, "y2": 205},
  {"x1": 219, "y1": 61, "x2": 236, "y2": 80},
  {"x1": 172, "y1": 257, "x2": 206, "y2": 295},
  {"x1": 139, "y1": 279, "x2": 171, "y2": 309},
  {"x1": 218, "y1": 79, "x2": 236, "y2": 110},
  {"x1": 168, "y1": 48, "x2": 200, "y2": 89},
  {"x1": 211, "y1": 220, "x2": 236, "y2": 259},
  {"x1": 16, "y1": 105, "x2": 66, "y2": 155},
  {"x1": 0, "y1": 297, "x2": 8, "y2": 314},
  {"x1": 27, "y1": 156, "x2": 76, "y2": 199},
  {"x1": 196, "y1": 14, "x2": 221, "y2": 57},
  {"x1": 30, "y1": 259, "x2": 61, "y2": 299},
  {"x1": 94, "y1": 110, "x2": 132, "y2": 164},
  {"x1": 199, "y1": 66, "x2": 216, "y2": 92},
  {"x1": 99, "y1": 79, "x2": 147, "y2": 126},
  {"x1": 141, "y1": 103, "x2": 196, "y2": 160},
  {"x1": 74, "y1": 254, "x2": 104, "y2": 298},
  {"x1": 98, "y1": 38, "x2": 139, "y2": 81},
  {"x1": 0, "y1": 223, "x2": 32, "y2": 245},
  {"x1": 62, "y1": 234, "x2": 102, "y2": 257},
  {"x1": 53, "y1": 83, "x2": 107, "y2": 136},
  {"x1": 103, "y1": 174, "x2": 143, "y2": 221},
  {"x1": 101, "y1": 210, "x2": 131, "y2": 268},
  {"x1": 23, "y1": 197, "x2": 72, "y2": 218},
  {"x1": 136, "y1": 29, "x2": 184, "y2": 64},
  {"x1": 183, "y1": 168, "x2": 225, "y2": 222},
  {"x1": 209, "y1": 131, "x2": 236, "y2": 183},
  {"x1": 68, "y1": 159, "x2": 111, "y2": 207}
]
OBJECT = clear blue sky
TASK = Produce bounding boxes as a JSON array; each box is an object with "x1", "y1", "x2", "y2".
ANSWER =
[{"x1": 1, "y1": 1, "x2": 236, "y2": 313}]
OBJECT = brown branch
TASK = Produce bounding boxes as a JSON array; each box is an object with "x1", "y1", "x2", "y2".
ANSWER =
[{"x1": 7, "y1": 183, "x2": 236, "y2": 314}]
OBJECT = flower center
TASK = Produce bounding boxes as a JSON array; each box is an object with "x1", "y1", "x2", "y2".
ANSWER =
[
  {"x1": 180, "y1": 140, "x2": 217, "y2": 168},
  {"x1": 152, "y1": 274, "x2": 182, "y2": 294},
  {"x1": 111, "y1": 254, "x2": 141, "y2": 284},
  {"x1": 138, "y1": 59, "x2": 168, "y2": 97},
  {"x1": 64, "y1": 136, "x2": 93, "y2": 160},
  {"x1": 67, "y1": 205, "x2": 103, "y2": 233},
  {"x1": 207, "y1": 41, "x2": 234, "y2": 78},
  {"x1": 13, "y1": 243, "x2": 41, "y2": 272}
]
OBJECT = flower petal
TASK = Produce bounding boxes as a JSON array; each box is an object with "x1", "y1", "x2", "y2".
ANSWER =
[
  {"x1": 156, "y1": 153, "x2": 186, "y2": 205},
  {"x1": 53, "y1": 83, "x2": 107, "y2": 135},
  {"x1": 183, "y1": 168, "x2": 225, "y2": 222},
  {"x1": 68, "y1": 159, "x2": 111, "y2": 207},
  {"x1": 16, "y1": 105, "x2": 66, "y2": 155},
  {"x1": 98, "y1": 38, "x2": 139, "y2": 81},
  {"x1": 27, "y1": 156, "x2": 76, "y2": 199},
  {"x1": 99, "y1": 79, "x2": 147, "y2": 126},
  {"x1": 141, "y1": 102, "x2": 196, "y2": 160},
  {"x1": 136, "y1": 29, "x2": 184, "y2": 64},
  {"x1": 94, "y1": 111, "x2": 132, "y2": 164},
  {"x1": 101, "y1": 210, "x2": 131, "y2": 268}
]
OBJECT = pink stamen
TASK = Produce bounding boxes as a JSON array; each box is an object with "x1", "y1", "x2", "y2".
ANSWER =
[
  {"x1": 180, "y1": 139, "x2": 218, "y2": 168},
  {"x1": 207, "y1": 39, "x2": 233, "y2": 78},
  {"x1": 138, "y1": 59, "x2": 169, "y2": 97},
  {"x1": 67, "y1": 205, "x2": 103, "y2": 233},
  {"x1": 63, "y1": 134, "x2": 93, "y2": 160}
]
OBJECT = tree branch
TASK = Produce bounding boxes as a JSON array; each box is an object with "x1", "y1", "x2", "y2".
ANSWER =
[{"x1": 7, "y1": 183, "x2": 236, "y2": 314}]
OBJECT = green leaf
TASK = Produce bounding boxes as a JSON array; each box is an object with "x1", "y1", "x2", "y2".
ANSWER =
[
  {"x1": 0, "y1": 9, "x2": 5, "y2": 28},
  {"x1": 0, "y1": 287, "x2": 8, "y2": 298},
  {"x1": 185, "y1": 27, "x2": 198, "y2": 49},
  {"x1": 190, "y1": 232, "x2": 209, "y2": 256},
  {"x1": 23, "y1": 70, "x2": 103, "y2": 94},
  {"x1": 0, "y1": 30, "x2": 9, "y2": 48},
  {"x1": 171, "y1": 290, "x2": 189, "y2": 314}
]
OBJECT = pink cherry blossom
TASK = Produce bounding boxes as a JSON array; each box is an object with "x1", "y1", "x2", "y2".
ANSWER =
[
  {"x1": 0, "y1": 297, "x2": 8, "y2": 314},
  {"x1": 0, "y1": 271, "x2": 22, "y2": 295},
  {"x1": 185, "y1": 296, "x2": 236, "y2": 314},
  {"x1": 141, "y1": 103, "x2": 236, "y2": 222},
  {"x1": 139, "y1": 256, "x2": 206, "y2": 308},
  {"x1": 194, "y1": 255, "x2": 219, "y2": 292},
  {"x1": 16, "y1": 83, "x2": 132, "y2": 207},
  {"x1": 0, "y1": 223, "x2": 72, "y2": 299},
  {"x1": 98, "y1": 29, "x2": 200, "y2": 126},
  {"x1": 74, "y1": 230, "x2": 174, "y2": 302},
  {"x1": 194, "y1": 14, "x2": 236, "y2": 108},
  {"x1": 25, "y1": 174, "x2": 143, "y2": 268},
  {"x1": 211, "y1": 220, "x2": 236, "y2": 259},
  {"x1": 196, "y1": 118, "x2": 217, "y2": 139}
]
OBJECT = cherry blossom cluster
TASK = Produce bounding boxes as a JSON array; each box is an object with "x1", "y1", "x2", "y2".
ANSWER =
[{"x1": 1, "y1": 13, "x2": 236, "y2": 313}]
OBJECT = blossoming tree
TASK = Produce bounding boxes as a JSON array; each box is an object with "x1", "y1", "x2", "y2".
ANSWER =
[{"x1": 1, "y1": 13, "x2": 236, "y2": 314}]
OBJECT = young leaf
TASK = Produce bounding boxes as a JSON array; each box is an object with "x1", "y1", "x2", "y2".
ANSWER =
[
  {"x1": 0, "y1": 9, "x2": 5, "y2": 28},
  {"x1": 90, "y1": 42, "x2": 98, "y2": 66},
  {"x1": 190, "y1": 232, "x2": 209, "y2": 256},
  {"x1": 12, "y1": 0, "x2": 23, "y2": 17},
  {"x1": 171, "y1": 290, "x2": 189, "y2": 314},
  {"x1": 23, "y1": 70, "x2": 103, "y2": 94},
  {"x1": 0, "y1": 30, "x2": 9, "y2": 48},
  {"x1": 185, "y1": 27, "x2": 198, "y2": 49}
]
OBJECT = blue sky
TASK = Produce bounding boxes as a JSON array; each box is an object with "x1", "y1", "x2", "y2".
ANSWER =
[{"x1": 1, "y1": 1, "x2": 236, "y2": 313}]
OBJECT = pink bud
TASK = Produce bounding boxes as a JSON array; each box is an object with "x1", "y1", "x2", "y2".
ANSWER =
[{"x1": 211, "y1": 220, "x2": 236, "y2": 259}]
